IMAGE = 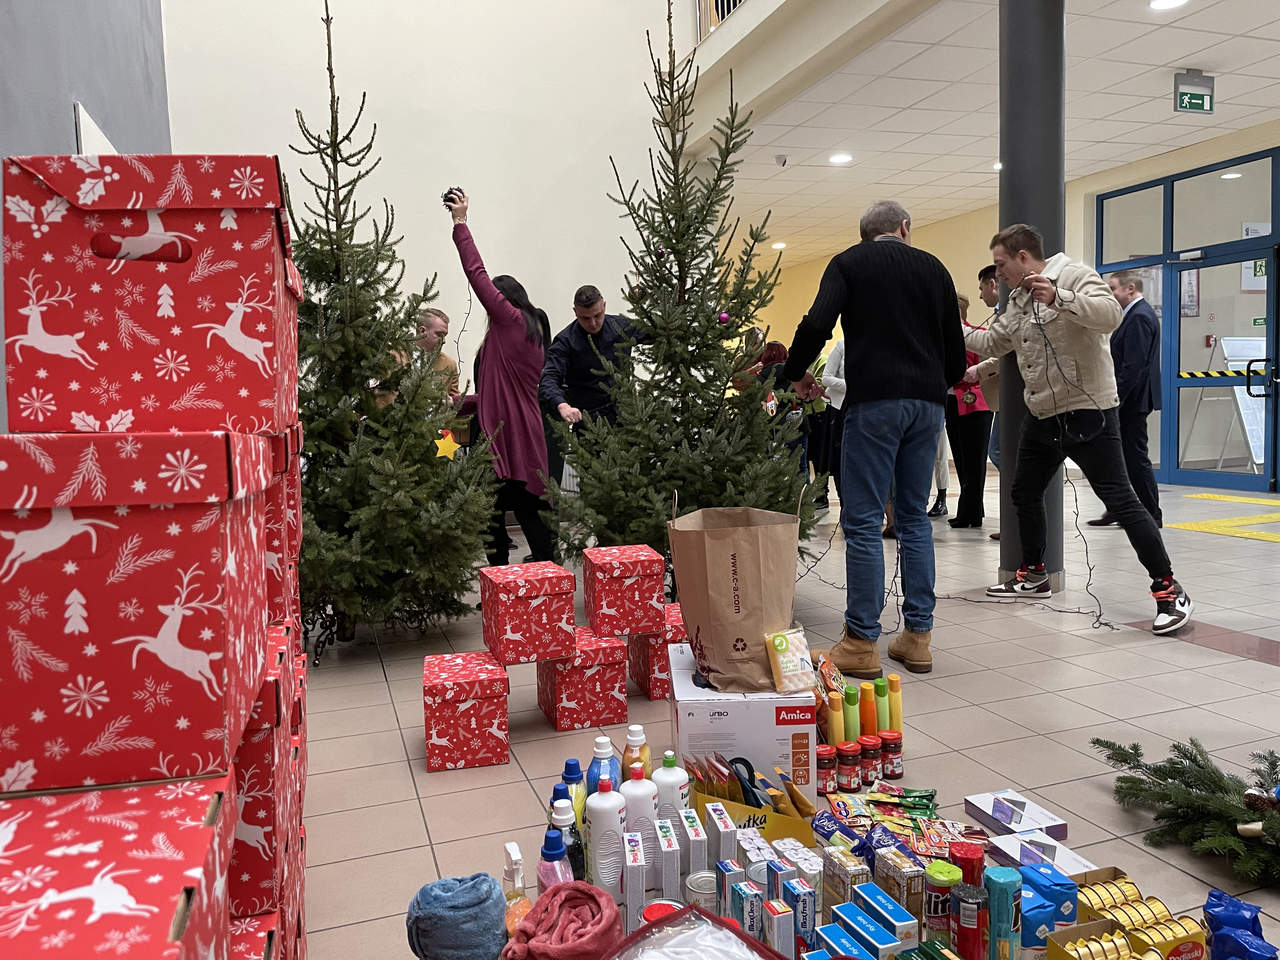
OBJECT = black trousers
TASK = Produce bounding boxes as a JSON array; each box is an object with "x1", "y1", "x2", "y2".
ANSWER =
[
  {"x1": 1119, "y1": 406, "x2": 1161, "y2": 524},
  {"x1": 828, "y1": 406, "x2": 846, "y2": 503},
  {"x1": 486, "y1": 479, "x2": 556, "y2": 567},
  {"x1": 544, "y1": 413, "x2": 564, "y2": 491},
  {"x1": 1013, "y1": 407, "x2": 1171, "y2": 581},
  {"x1": 944, "y1": 396, "x2": 993, "y2": 524}
]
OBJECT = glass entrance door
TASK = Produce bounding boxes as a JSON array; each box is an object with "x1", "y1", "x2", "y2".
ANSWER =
[{"x1": 1167, "y1": 252, "x2": 1276, "y2": 490}]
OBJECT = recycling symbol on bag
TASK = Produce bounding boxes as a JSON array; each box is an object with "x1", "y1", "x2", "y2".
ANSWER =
[{"x1": 732, "y1": 637, "x2": 748, "y2": 652}]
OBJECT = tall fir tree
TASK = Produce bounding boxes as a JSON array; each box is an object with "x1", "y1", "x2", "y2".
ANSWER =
[
  {"x1": 291, "y1": 1, "x2": 495, "y2": 660},
  {"x1": 553, "y1": 2, "x2": 816, "y2": 562}
]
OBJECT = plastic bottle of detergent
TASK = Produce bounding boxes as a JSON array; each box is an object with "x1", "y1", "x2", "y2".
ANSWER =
[
  {"x1": 536, "y1": 829, "x2": 574, "y2": 895},
  {"x1": 651, "y1": 750, "x2": 690, "y2": 822},
  {"x1": 547, "y1": 782, "x2": 570, "y2": 825},
  {"x1": 560, "y1": 758, "x2": 587, "y2": 831},
  {"x1": 620, "y1": 762, "x2": 660, "y2": 888},
  {"x1": 583, "y1": 776, "x2": 626, "y2": 902},
  {"x1": 621, "y1": 724, "x2": 652, "y2": 779},
  {"x1": 586, "y1": 735, "x2": 622, "y2": 795},
  {"x1": 551, "y1": 798, "x2": 586, "y2": 881}
]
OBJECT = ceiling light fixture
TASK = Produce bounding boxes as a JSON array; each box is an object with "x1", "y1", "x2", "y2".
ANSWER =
[
  {"x1": 829, "y1": 153, "x2": 853, "y2": 165},
  {"x1": 993, "y1": 161, "x2": 1003, "y2": 171},
  {"x1": 1148, "y1": 0, "x2": 1189, "y2": 9},
  {"x1": 772, "y1": 242, "x2": 787, "y2": 250},
  {"x1": 1220, "y1": 172, "x2": 1242, "y2": 180}
]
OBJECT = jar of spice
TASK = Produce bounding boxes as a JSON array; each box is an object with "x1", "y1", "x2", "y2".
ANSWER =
[
  {"x1": 835, "y1": 741, "x2": 861, "y2": 792},
  {"x1": 857, "y1": 734, "x2": 882, "y2": 786},
  {"x1": 879, "y1": 729, "x2": 904, "y2": 779},
  {"x1": 816, "y1": 745, "x2": 837, "y2": 795}
]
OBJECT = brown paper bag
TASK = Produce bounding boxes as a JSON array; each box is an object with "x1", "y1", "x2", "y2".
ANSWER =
[{"x1": 667, "y1": 506, "x2": 798, "y2": 692}]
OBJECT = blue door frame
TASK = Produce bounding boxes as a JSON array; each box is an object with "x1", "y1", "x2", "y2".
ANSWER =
[{"x1": 1096, "y1": 147, "x2": 1280, "y2": 492}]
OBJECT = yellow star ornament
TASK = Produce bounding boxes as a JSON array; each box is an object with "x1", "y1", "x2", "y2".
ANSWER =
[{"x1": 435, "y1": 429, "x2": 461, "y2": 459}]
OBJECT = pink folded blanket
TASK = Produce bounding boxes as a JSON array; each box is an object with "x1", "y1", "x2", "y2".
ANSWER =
[{"x1": 500, "y1": 882, "x2": 623, "y2": 960}]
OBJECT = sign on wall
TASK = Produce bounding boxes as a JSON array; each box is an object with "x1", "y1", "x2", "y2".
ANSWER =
[{"x1": 1242, "y1": 222, "x2": 1270, "y2": 292}]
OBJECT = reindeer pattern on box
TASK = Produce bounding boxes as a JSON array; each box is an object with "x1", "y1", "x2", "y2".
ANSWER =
[
  {"x1": 536, "y1": 626, "x2": 629, "y2": 731},
  {"x1": 478, "y1": 562, "x2": 576, "y2": 666},
  {"x1": 2, "y1": 154, "x2": 302, "y2": 435},
  {"x1": 582, "y1": 545, "x2": 666, "y2": 637},
  {"x1": 0, "y1": 431, "x2": 271, "y2": 795},
  {"x1": 421, "y1": 652, "x2": 510, "y2": 772}
]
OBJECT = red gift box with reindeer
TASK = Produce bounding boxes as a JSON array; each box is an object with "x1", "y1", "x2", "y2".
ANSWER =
[
  {"x1": 422, "y1": 651, "x2": 510, "y2": 771},
  {"x1": 0, "y1": 773, "x2": 234, "y2": 958},
  {"x1": 229, "y1": 638, "x2": 295, "y2": 920},
  {"x1": 1, "y1": 154, "x2": 301, "y2": 435},
  {"x1": 627, "y1": 602, "x2": 686, "y2": 701},
  {"x1": 536, "y1": 626, "x2": 629, "y2": 731},
  {"x1": 0, "y1": 430, "x2": 270, "y2": 795},
  {"x1": 231, "y1": 912, "x2": 280, "y2": 959},
  {"x1": 583, "y1": 545, "x2": 666, "y2": 637},
  {"x1": 478, "y1": 561, "x2": 575, "y2": 666}
]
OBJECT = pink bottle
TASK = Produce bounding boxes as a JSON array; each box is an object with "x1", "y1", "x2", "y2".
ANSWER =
[{"x1": 536, "y1": 828, "x2": 574, "y2": 894}]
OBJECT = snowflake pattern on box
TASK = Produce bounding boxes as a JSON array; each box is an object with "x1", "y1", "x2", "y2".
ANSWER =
[
  {"x1": 229, "y1": 910, "x2": 278, "y2": 958},
  {"x1": 478, "y1": 562, "x2": 576, "y2": 666},
  {"x1": 3, "y1": 154, "x2": 302, "y2": 435},
  {"x1": 421, "y1": 652, "x2": 509, "y2": 772},
  {"x1": 536, "y1": 626, "x2": 629, "y2": 731},
  {"x1": 626, "y1": 603, "x2": 685, "y2": 701},
  {"x1": 0, "y1": 431, "x2": 271, "y2": 794},
  {"x1": 583, "y1": 545, "x2": 666, "y2": 637},
  {"x1": 0, "y1": 774, "x2": 234, "y2": 959}
]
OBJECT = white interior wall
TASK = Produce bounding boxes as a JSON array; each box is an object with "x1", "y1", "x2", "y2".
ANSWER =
[{"x1": 163, "y1": 0, "x2": 676, "y2": 388}]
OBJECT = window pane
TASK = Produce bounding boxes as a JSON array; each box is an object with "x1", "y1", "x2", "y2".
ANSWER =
[
  {"x1": 1102, "y1": 265, "x2": 1164, "y2": 467},
  {"x1": 1177, "y1": 386, "x2": 1264, "y2": 473},
  {"x1": 1175, "y1": 261, "x2": 1268, "y2": 372},
  {"x1": 1173, "y1": 158, "x2": 1271, "y2": 251},
  {"x1": 1102, "y1": 186, "x2": 1162, "y2": 263}
]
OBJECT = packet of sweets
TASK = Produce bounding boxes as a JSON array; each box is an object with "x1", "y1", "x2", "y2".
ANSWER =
[{"x1": 767, "y1": 628, "x2": 815, "y2": 694}]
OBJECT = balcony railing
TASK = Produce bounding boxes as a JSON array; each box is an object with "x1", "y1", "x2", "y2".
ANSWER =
[{"x1": 696, "y1": 0, "x2": 749, "y2": 42}]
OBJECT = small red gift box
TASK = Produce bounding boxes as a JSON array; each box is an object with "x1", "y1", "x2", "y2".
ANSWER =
[
  {"x1": 0, "y1": 774, "x2": 234, "y2": 958},
  {"x1": 231, "y1": 912, "x2": 280, "y2": 959},
  {"x1": 583, "y1": 545, "x2": 665, "y2": 637},
  {"x1": 230, "y1": 637, "x2": 296, "y2": 919},
  {"x1": 281, "y1": 826, "x2": 305, "y2": 957},
  {"x1": 627, "y1": 602, "x2": 686, "y2": 701},
  {"x1": 2, "y1": 154, "x2": 302, "y2": 435},
  {"x1": 479, "y1": 562, "x2": 575, "y2": 665},
  {"x1": 422, "y1": 651, "x2": 510, "y2": 771},
  {"x1": 537, "y1": 626, "x2": 629, "y2": 731},
  {"x1": 0, "y1": 430, "x2": 270, "y2": 794}
]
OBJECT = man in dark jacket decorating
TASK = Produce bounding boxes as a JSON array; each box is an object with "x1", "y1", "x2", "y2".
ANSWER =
[
  {"x1": 786, "y1": 200, "x2": 967, "y2": 679},
  {"x1": 1089, "y1": 271, "x2": 1161, "y2": 527}
]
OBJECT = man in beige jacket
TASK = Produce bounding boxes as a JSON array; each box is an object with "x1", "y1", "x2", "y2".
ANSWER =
[{"x1": 964, "y1": 224, "x2": 1192, "y2": 635}]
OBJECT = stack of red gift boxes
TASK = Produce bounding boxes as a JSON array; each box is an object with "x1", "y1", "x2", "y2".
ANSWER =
[
  {"x1": 421, "y1": 546, "x2": 686, "y2": 769},
  {"x1": 0, "y1": 154, "x2": 308, "y2": 959}
]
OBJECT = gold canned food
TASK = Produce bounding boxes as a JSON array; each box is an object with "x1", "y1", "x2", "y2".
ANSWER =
[
  {"x1": 1100, "y1": 897, "x2": 1172, "y2": 929},
  {"x1": 1081, "y1": 878, "x2": 1143, "y2": 910}
]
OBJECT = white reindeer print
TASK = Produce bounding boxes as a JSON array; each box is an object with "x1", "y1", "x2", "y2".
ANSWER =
[
  {"x1": 193, "y1": 275, "x2": 274, "y2": 377},
  {"x1": 501, "y1": 624, "x2": 525, "y2": 644},
  {"x1": 104, "y1": 210, "x2": 196, "y2": 273},
  {"x1": 426, "y1": 727, "x2": 453, "y2": 750},
  {"x1": 0, "y1": 508, "x2": 119, "y2": 583},
  {"x1": 6, "y1": 270, "x2": 95, "y2": 369},
  {"x1": 598, "y1": 599, "x2": 619, "y2": 618},
  {"x1": 112, "y1": 565, "x2": 225, "y2": 698},
  {"x1": 484, "y1": 715, "x2": 505, "y2": 740},
  {"x1": 263, "y1": 550, "x2": 282, "y2": 578},
  {"x1": 0, "y1": 864, "x2": 157, "y2": 937},
  {"x1": 0, "y1": 812, "x2": 32, "y2": 865},
  {"x1": 559, "y1": 696, "x2": 580, "y2": 712},
  {"x1": 234, "y1": 764, "x2": 274, "y2": 860}
]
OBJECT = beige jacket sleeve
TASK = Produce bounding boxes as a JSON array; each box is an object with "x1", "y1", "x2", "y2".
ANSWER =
[
  {"x1": 964, "y1": 312, "x2": 1015, "y2": 359},
  {"x1": 1056, "y1": 264, "x2": 1122, "y2": 334}
]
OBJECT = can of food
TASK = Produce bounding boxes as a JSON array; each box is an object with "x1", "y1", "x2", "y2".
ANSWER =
[
  {"x1": 746, "y1": 860, "x2": 770, "y2": 886},
  {"x1": 640, "y1": 899, "x2": 684, "y2": 926},
  {"x1": 948, "y1": 841, "x2": 985, "y2": 887},
  {"x1": 685, "y1": 870, "x2": 717, "y2": 914}
]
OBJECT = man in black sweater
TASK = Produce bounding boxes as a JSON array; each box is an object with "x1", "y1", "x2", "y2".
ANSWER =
[{"x1": 786, "y1": 201, "x2": 967, "y2": 679}]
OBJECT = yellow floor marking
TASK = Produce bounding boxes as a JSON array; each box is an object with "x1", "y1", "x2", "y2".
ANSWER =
[
  {"x1": 1168, "y1": 500, "x2": 1280, "y2": 543},
  {"x1": 1185, "y1": 493, "x2": 1280, "y2": 506}
]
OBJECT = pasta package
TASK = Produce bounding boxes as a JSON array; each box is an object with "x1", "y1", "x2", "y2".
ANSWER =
[{"x1": 768, "y1": 628, "x2": 815, "y2": 694}]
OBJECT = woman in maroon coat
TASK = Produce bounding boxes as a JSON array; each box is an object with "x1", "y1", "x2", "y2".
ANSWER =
[{"x1": 445, "y1": 188, "x2": 555, "y2": 565}]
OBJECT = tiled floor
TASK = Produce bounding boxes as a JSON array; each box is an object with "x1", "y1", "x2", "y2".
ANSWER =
[{"x1": 302, "y1": 478, "x2": 1280, "y2": 958}]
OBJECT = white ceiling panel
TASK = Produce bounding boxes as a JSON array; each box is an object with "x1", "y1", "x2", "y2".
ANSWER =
[
  {"x1": 851, "y1": 76, "x2": 951, "y2": 107},
  {"x1": 1063, "y1": 17, "x2": 1151, "y2": 58},
  {"x1": 795, "y1": 73, "x2": 878, "y2": 104},
  {"x1": 1192, "y1": 37, "x2": 1280, "y2": 76},
  {"x1": 1066, "y1": 57, "x2": 1151, "y2": 93},
  {"x1": 805, "y1": 102, "x2": 900, "y2": 129},
  {"x1": 887, "y1": 0, "x2": 990, "y2": 44},
  {"x1": 873, "y1": 108, "x2": 958, "y2": 133},
  {"x1": 918, "y1": 81, "x2": 998, "y2": 113},
  {"x1": 836, "y1": 40, "x2": 929, "y2": 77},
  {"x1": 944, "y1": 10, "x2": 997, "y2": 49},
  {"x1": 890, "y1": 45, "x2": 989, "y2": 82},
  {"x1": 1172, "y1": 0, "x2": 1280, "y2": 35},
  {"x1": 896, "y1": 132, "x2": 985, "y2": 155}
]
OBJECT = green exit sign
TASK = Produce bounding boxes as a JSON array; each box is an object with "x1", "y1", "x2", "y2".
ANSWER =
[
  {"x1": 1254, "y1": 317, "x2": 1267, "y2": 326},
  {"x1": 1253, "y1": 260, "x2": 1267, "y2": 278},
  {"x1": 1176, "y1": 91, "x2": 1213, "y2": 112}
]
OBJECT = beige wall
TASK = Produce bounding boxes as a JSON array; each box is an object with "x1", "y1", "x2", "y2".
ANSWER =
[{"x1": 164, "y1": 0, "x2": 675, "y2": 388}]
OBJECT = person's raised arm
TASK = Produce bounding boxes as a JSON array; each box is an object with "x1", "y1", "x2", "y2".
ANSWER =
[
  {"x1": 965, "y1": 309, "x2": 1015, "y2": 359},
  {"x1": 444, "y1": 188, "x2": 520, "y2": 328}
]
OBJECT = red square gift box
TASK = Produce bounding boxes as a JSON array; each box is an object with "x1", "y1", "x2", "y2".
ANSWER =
[
  {"x1": 536, "y1": 626, "x2": 628, "y2": 731},
  {"x1": 479, "y1": 562, "x2": 575, "y2": 665},
  {"x1": 422, "y1": 651, "x2": 510, "y2": 771},
  {"x1": 1, "y1": 153, "x2": 302, "y2": 435},
  {"x1": 0, "y1": 774, "x2": 234, "y2": 958},
  {"x1": 627, "y1": 602, "x2": 686, "y2": 701},
  {"x1": 229, "y1": 638, "x2": 295, "y2": 919},
  {"x1": 583, "y1": 545, "x2": 665, "y2": 637},
  {"x1": 230, "y1": 912, "x2": 280, "y2": 959},
  {"x1": 0, "y1": 429, "x2": 270, "y2": 794}
]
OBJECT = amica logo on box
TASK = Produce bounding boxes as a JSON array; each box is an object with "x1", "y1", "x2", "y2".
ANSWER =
[{"x1": 775, "y1": 706, "x2": 814, "y2": 725}]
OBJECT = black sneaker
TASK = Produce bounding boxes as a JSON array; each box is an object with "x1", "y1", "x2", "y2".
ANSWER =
[
  {"x1": 986, "y1": 566, "x2": 1052, "y2": 599},
  {"x1": 1151, "y1": 578, "x2": 1193, "y2": 634}
]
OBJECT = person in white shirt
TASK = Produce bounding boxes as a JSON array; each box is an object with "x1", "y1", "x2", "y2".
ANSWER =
[{"x1": 821, "y1": 340, "x2": 847, "y2": 506}]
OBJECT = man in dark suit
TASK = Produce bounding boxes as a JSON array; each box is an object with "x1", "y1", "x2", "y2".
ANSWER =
[{"x1": 1090, "y1": 271, "x2": 1162, "y2": 526}]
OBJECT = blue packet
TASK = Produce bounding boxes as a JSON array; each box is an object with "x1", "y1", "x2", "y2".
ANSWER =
[
  {"x1": 1204, "y1": 889, "x2": 1264, "y2": 940},
  {"x1": 1213, "y1": 928, "x2": 1278, "y2": 960}
]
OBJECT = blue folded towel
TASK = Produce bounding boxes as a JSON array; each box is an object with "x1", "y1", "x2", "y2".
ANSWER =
[{"x1": 406, "y1": 873, "x2": 506, "y2": 960}]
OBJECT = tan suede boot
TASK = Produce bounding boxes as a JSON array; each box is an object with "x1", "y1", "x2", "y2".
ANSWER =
[
  {"x1": 887, "y1": 628, "x2": 932, "y2": 674},
  {"x1": 817, "y1": 626, "x2": 882, "y2": 680}
]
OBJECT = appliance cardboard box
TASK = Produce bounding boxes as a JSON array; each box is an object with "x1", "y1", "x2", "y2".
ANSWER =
[
  {"x1": 0, "y1": 774, "x2": 234, "y2": 958},
  {"x1": 0, "y1": 430, "x2": 271, "y2": 794},
  {"x1": 670, "y1": 644, "x2": 816, "y2": 806},
  {"x1": 965, "y1": 789, "x2": 1067, "y2": 840},
  {"x1": 2, "y1": 154, "x2": 301, "y2": 435},
  {"x1": 989, "y1": 831, "x2": 1097, "y2": 874}
]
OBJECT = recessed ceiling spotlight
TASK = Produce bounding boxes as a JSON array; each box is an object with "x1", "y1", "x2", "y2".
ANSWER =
[
  {"x1": 772, "y1": 242, "x2": 787, "y2": 249},
  {"x1": 993, "y1": 161, "x2": 1003, "y2": 171},
  {"x1": 1149, "y1": 0, "x2": 1190, "y2": 9},
  {"x1": 1220, "y1": 172, "x2": 1242, "y2": 179},
  {"x1": 829, "y1": 153, "x2": 853, "y2": 165}
]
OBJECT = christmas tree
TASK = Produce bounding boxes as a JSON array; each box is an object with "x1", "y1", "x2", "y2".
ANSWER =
[
  {"x1": 553, "y1": 1, "x2": 816, "y2": 563},
  {"x1": 291, "y1": 1, "x2": 495, "y2": 660},
  {"x1": 1093, "y1": 736, "x2": 1280, "y2": 884}
]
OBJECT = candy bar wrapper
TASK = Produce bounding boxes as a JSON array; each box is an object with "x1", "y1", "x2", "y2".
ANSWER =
[
  {"x1": 623, "y1": 833, "x2": 646, "y2": 934},
  {"x1": 679, "y1": 808, "x2": 707, "y2": 875}
]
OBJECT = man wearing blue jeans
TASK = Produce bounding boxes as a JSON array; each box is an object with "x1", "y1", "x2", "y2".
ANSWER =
[{"x1": 785, "y1": 201, "x2": 967, "y2": 679}]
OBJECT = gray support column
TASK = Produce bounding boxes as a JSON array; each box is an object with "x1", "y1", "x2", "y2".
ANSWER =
[{"x1": 998, "y1": 0, "x2": 1065, "y2": 589}]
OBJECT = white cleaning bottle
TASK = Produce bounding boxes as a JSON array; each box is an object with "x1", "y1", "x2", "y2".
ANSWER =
[
  {"x1": 620, "y1": 761, "x2": 660, "y2": 890},
  {"x1": 651, "y1": 750, "x2": 691, "y2": 823},
  {"x1": 583, "y1": 776, "x2": 626, "y2": 903}
]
